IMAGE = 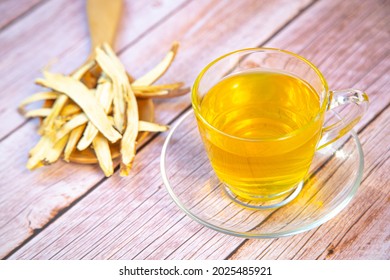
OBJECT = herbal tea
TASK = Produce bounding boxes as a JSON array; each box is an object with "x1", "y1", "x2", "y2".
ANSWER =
[{"x1": 197, "y1": 70, "x2": 323, "y2": 200}]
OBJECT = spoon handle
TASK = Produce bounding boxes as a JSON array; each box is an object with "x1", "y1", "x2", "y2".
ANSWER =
[{"x1": 87, "y1": 0, "x2": 123, "y2": 51}]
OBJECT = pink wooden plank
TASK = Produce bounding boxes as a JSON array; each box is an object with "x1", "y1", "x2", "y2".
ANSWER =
[{"x1": 0, "y1": 0, "x2": 43, "y2": 29}]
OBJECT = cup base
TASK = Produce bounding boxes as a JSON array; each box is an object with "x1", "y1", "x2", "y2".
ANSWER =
[{"x1": 222, "y1": 181, "x2": 303, "y2": 210}]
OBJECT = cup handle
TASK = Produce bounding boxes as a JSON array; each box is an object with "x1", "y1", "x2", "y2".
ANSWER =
[{"x1": 317, "y1": 89, "x2": 369, "y2": 149}]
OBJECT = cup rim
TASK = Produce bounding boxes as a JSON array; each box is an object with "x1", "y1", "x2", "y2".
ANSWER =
[{"x1": 191, "y1": 47, "x2": 329, "y2": 142}]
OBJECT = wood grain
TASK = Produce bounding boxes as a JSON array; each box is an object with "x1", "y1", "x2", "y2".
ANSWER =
[
  {"x1": 1, "y1": 0, "x2": 389, "y2": 260},
  {"x1": 4, "y1": 0, "x2": 316, "y2": 259},
  {"x1": 0, "y1": 0, "x2": 44, "y2": 30}
]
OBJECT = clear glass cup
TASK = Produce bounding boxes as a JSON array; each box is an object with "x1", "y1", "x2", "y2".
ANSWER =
[{"x1": 191, "y1": 48, "x2": 368, "y2": 209}]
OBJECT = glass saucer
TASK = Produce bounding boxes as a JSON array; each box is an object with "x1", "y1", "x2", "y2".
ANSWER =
[{"x1": 160, "y1": 110, "x2": 364, "y2": 238}]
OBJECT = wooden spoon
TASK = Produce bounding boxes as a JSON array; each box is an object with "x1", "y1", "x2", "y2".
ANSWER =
[{"x1": 69, "y1": 0, "x2": 154, "y2": 164}]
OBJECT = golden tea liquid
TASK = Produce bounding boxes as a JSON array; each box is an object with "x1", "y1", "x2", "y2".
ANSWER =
[{"x1": 197, "y1": 70, "x2": 323, "y2": 201}]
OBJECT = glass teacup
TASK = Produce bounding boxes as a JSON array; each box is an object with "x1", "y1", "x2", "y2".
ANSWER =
[{"x1": 192, "y1": 48, "x2": 368, "y2": 208}]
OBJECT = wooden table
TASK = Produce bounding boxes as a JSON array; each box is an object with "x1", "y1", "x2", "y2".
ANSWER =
[{"x1": 0, "y1": 0, "x2": 389, "y2": 260}]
